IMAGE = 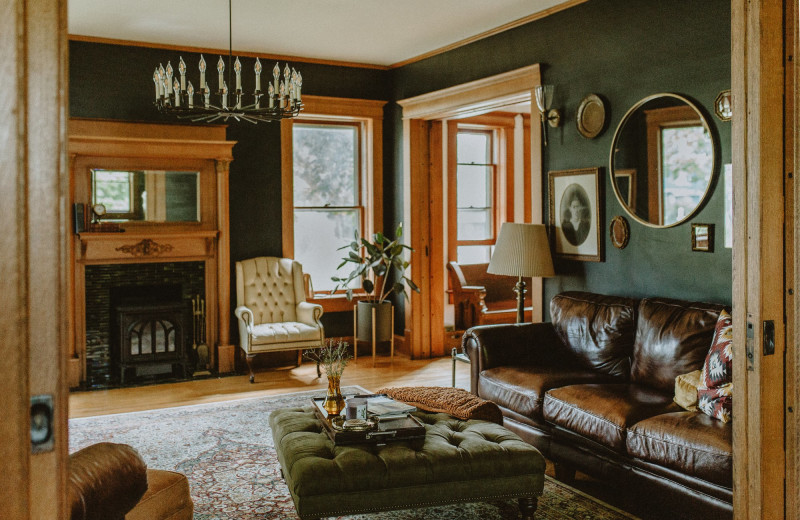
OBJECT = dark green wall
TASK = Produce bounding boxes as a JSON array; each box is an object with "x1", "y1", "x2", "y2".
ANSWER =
[
  {"x1": 69, "y1": 40, "x2": 391, "y2": 337},
  {"x1": 390, "y1": 0, "x2": 732, "y2": 314}
]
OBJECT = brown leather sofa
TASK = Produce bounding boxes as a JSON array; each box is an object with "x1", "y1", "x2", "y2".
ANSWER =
[
  {"x1": 69, "y1": 442, "x2": 194, "y2": 520},
  {"x1": 463, "y1": 291, "x2": 732, "y2": 518}
]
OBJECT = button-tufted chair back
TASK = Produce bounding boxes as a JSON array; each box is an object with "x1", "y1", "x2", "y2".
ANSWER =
[{"x1": 236, "y1": 257, "x2": 306, "y2": 325}]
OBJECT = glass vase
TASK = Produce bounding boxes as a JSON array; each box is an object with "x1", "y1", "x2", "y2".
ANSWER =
[{"x1": 323, "y1": 375, "x2": 345, "y2": 416}]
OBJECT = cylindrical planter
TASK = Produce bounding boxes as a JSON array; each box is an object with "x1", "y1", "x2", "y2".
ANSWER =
[{"x1": 356, "y1": 300, "x2": 393, "y2": 343}]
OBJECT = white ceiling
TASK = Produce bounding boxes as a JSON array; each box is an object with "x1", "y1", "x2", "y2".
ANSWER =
[{"x1": 68, "y1": 0, "x2": 575, "y2": 67}]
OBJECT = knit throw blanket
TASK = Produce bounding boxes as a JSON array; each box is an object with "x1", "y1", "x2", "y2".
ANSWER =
[{"x1": 377, "y1": 386, "x2": 503, "y2": 424}]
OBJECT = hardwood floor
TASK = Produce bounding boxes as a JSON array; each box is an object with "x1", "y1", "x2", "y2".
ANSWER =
[{"x1": 69, "y1": 353, "x2": 469, "y2": 418}]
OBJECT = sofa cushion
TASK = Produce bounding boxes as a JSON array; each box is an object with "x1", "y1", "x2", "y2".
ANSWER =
[
  {"x1": 630, "y1": 297, "x2": 726, "y2": 392},
  {"x1": 543, "y1": 384, "x2": 679, "y2": 453},
  {"x1": 627, "y1": 411, "x2": 732, "y2": 487},
  {"x1": 550, "y1": 292, "x2": 638, "y2": 378},
  {"x1": 478, "y1": 366, "x2": 619, "y2": 422}
]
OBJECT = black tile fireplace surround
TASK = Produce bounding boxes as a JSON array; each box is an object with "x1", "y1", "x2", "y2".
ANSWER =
[{"x1": 84, "y1": 261, "x2": 204, "y2": 389}]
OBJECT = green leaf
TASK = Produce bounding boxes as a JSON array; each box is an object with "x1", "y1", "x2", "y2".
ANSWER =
[
  {"x1": 345, "y1": 289, "x2": 353, "y2": 301},
  {"x1": 350, "y1": 241, "x2": 359, "y2": 251},
  {"x1": 362, "y1": 279, "x2": 374, "y2": 294},
  {"x1": 406, "y1": 278, "x2": 420, "y2": 292},
  {"x1": 374, "y1": 231, "x2": 385, "y2": 244},
  {"x1": 354, "y1": 229, "x2": 360, "y2": 241},
  {"x1": 349, "y1": 251, "x2": 360, "y2": 261}
]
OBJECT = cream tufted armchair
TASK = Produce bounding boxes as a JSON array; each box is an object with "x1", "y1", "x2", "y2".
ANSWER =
[{"x1": 235, "y1": 257, "x2": 324, "y2": 383}]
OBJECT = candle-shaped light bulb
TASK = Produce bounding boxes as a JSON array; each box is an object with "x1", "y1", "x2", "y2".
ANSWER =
[
  {"x1": 153, "y1": 69, "x2": 160, "y2": 100},
  {"x1": 283, "y1": 64, "x2": 291, "y2": 96},
  {"x1": 199, "y1": 55, "x2": 207, "y2": 90},
  {"x1": 187, "y1": 81, "x2": 194, "y2": 108},
  {"x1": 178, "y1": 57, "x2": 186, "y2": 91},
  {"x1": 296, "y1": 71, "x2": 302, "y2": 102},
  {"x1": 254, "y1": 58, "x2": 262, "y2": 92},
  {"x1": 217, "y1": 57, "x2": 225, "y2": 91},
  {"x1": 165, "y1": 61, "x2": 173, "y2": 95},
  {"x1": 222, "y1": 80, "x2": 228, "y2": 109},
  {"x1": 268, "y1": 83, "x2": 275, "y2": 108},
  {"x1": 158, "y1": 64, "x2": 166, "y2": 100},
  {"x1": 291, "y1": 69, "x2": 298, "y2": 103},
  {"x1": 279, "y1": 81, "x2": 286, "y2": 109},
  {"x1": 173, "y1": 78, "x2": 180, "y2": 106},
  {"x1": 234, "y1": 57, "x2": 242, "y2": 91},
  {"x1": 204, "y1": 87, "x2": 210, "y2": 108},
  {"x1": 272, "y1": 63, "x2": 280, "y2": 97}
]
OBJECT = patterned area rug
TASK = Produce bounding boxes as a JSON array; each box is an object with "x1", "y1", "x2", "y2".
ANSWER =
[{"x1": 70, "y1": 387, "x2": 638, "y2": 520}]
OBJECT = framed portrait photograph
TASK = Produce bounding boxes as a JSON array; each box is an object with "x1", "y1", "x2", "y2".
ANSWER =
[{"x1": 548, "y1": 167, "x2": 604, "y2": 262}]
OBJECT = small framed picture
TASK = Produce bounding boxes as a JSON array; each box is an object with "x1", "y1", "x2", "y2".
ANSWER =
[
  {"x1": 548, "y1": 167, "x2": 604, "y2": 262},
  {"x1": 692, "y1": 223, "x2": 714, "y2": 252}
]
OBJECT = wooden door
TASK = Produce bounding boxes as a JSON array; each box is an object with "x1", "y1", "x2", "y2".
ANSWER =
[{"x1": 0, "y1": 0, "x2": 69, "y2": 516}]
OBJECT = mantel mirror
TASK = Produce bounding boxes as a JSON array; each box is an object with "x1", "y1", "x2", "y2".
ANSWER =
[
  {"x1": 91, "y1": 169, "x2": 200, "y2": 222},
  {"x1": 609, "y1": 93, "x2": 716, "y2": 227}
]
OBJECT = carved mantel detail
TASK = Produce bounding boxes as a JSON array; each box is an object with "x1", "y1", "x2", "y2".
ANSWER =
[{"x1": 115, "y1": 238, "x2": 174, "y2": 257}]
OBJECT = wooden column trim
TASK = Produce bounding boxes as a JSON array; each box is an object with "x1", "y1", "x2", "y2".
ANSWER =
[
  {"x1": 216, "y1": 158, "x2": 234, "y2": 373},
  {"x1": 732, "y1": 0, "x2": 786, "y2": 518},
  {"x1": 789, "y1": 0, "x2": 800, "y2": 515},
  {"x1": 281, "y1": 119, "x2": 294, "y2": 258},
  {"x1": 429, "y1": 121, "x2": 445, "y2": 357}
]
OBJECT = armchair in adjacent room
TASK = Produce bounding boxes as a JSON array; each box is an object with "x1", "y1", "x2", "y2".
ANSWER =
[{"x1": 234, "y1": 256, "x2": 324, "y2": 383}]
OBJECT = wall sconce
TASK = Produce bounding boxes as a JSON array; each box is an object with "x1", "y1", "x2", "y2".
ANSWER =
[{"x1": 534, "y1": 84, "x2": 562, "y2": 146}]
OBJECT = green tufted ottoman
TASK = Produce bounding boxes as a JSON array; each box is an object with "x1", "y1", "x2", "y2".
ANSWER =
[{"x1": 270, "y1": 407, "x2": 545, "y2": 519}]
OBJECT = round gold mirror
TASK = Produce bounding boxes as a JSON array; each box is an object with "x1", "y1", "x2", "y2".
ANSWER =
[{"x1": 609, "y1": 93, "x2": 716, "y2": 228}]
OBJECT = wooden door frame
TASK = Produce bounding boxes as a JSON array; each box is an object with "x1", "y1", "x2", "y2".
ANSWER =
[
  {"x1": 1, "y1": 0, "x2": 69, "y2": 516},
  {"x1": 397, "y1": 64, "x2": 543, "y2": 359},
  {"x1": 732, "y1": 0, "x2": 788, "y2": 518}
]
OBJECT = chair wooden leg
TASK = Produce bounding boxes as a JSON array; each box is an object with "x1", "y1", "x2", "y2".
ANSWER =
[
  {"x1": 518, "y1": 497, "x2": 538, "y2": 520},
  {"x1": 296, "y1": 349, "x2": 303, "y2": 367},
  {"x1": 246, "y1": 354, "x2": 256, "y2": 384}
]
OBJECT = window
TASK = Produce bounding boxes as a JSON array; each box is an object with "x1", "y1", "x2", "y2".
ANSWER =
[
  {"x1": 281, "y1": 96, "x2": 386, "y2": 304},
  {"x1": 293, "y1": 122, "x2": 362, "y2": 292},
  {"x1": 92, "y1": 170, "x2": 137, "y2": 219},
  {"x1": 660, "y1": 125, "x2": 713, "y2": 223},
  {"x1": 454, "y1": 129, "x2": 497, "y2": 264}
]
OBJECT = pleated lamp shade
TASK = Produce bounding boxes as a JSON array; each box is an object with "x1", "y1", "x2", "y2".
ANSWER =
[{"x1": 487, "y1": 223, "x2": 555, "y2": 278}]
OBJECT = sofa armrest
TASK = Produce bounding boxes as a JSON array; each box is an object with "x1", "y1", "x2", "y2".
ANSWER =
[
  {"x1": 462, "y1": 322, "x2": 564, "y2": 395},
  {"x1": 234, "y1": 305, "x2": 253, "y2": 352},
  {"x1": 296, "y1": 301, "x2": 324, "y2": 324},
  {"x1": 69, "y1": 442, "x2": 148, "y2": 520}
]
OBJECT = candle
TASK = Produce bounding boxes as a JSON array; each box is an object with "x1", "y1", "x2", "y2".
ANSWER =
[
  {"x1": 187, "y1": 81, "x2": 194, "y2": 108},
  {"x1": 153, "y1": 69, "x2": 160, "y2": 100},
  {"x1": 173, "y1": 78, "x2": 180, "y2": 106},
  {"x1": 222, "y1": 80, "x2": 228, "y2": 109},
  {"x1": 346, "y1": 398, "x2": 367, "y2": 420},
  {"x1": 279, "y1": 82, "x2": 285, "y2": 109},
  {"x1": 234, "y1": 57, "x2": 242, "y2": 91},
  {"x1": 254, "y1": 58, "x2": 262, "y2": 92},
  {"x1": 272, "y1": 63, "x2": 280, "y2": 99},
  {"x1": 165, "y1": 61, "x2": 173, "y2": 95},
  {"x1": 204, "y1": 88, "x2": 210, "y2": 109},
  {"x1": 217, "y1": 57, "x2": 225, "y2": 92},
  {"x1": 178, "y1": 57, "x2": 186, "y2": 91},
  {"x1": 268, "y1": 83, "x2": 275, "y2": 108},
  {"x1": 283, "y1": 63, "x2": 290, "y2": 98},
  {"x1": 296, "y1": 71, "x2": 302, "y2": 103},
  {"x1": 199, "y1": 55, "x2": 207, "y2": 90}
]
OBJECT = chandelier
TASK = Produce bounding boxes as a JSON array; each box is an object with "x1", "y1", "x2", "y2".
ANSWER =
[{"x1": 151, "y1": 1, "x2": 303, "y2": 123}]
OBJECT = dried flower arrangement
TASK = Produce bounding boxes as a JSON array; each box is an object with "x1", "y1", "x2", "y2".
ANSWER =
[{"x1": 305, "y1": 339, "x2": 352, "y2": 379}]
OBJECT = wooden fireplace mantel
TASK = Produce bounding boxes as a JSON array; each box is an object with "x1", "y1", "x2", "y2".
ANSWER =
[{"x1": 68, "y1": 119, "x2": 236, "y2": 387}]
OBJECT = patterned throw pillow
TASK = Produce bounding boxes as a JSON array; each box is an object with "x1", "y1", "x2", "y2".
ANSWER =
[{"x1": 697, "y1": 309, "x2": 733, "y2": 423}]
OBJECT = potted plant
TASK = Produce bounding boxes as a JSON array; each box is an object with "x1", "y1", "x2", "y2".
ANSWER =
[{"x1": 331, "y1": 223, "x2": 420, "y2": 345}]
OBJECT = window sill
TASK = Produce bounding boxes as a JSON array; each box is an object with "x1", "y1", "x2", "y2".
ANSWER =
[{"x1": 307, "y1": 293, "x2": 371, "y2": 313}]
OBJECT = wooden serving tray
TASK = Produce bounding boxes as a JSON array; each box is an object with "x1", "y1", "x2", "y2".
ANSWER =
[{"x1": 311, "y1": 395, "x2": 426, "y2": 447}]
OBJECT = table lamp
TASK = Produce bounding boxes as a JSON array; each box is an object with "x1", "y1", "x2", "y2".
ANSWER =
[{"x1": 487, "y1": 223, "x2": 555, "y2": 323}]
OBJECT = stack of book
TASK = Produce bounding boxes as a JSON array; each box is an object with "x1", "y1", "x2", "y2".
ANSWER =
[{"x1": 364, "y1": 395, "x2": 416, "y2": 419}]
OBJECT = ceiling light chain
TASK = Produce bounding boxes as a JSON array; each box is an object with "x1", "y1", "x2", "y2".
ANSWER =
[{"x1": 152, "y1": 0, "x2": 303, "y2": 123}]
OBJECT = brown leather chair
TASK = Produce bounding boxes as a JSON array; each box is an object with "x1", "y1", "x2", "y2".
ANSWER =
[
  {"x1": 447, "y1": 261, "x2": 531, "y2": 330},
  {"x1": 69, "y1": 442, "x2": 193, "y2": 520}
]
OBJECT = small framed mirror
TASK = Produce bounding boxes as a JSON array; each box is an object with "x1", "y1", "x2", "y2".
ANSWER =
[
  {"x1": 91, "y1": 169, "x2": 200, "y2": 223},
  {"x1": 609, "y1": 93, "x2": 716, "y2": 228}
]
